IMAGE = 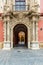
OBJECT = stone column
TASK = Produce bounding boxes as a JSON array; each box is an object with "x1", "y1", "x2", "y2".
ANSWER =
[
  {"x1": 31, "y1": 21, "x2": 36, "y2": 49},
  {"x1": 33, "y1": 21, "x2": 36, "y2": 41},
  {"x1": 7, "y1": 21, "x2": 10, "y2": 41},
  {"x1": 32, "y1": 21, "x2": 39, "y2": 49},
  {"x1": 28, "y1": 27, "x2": 30, "y2": 48},
  {"x1": 11, "y1": 28, "x2": 13, "y2": 48},
  {"x1": 3, "y1": 16, "x2": 11, "y2": 49},
  {"x1": 36, "y1": 22, "x2": 38, "y2": 41},
  {"x1": 6, "y1": 16, "x2": 11, "y2": 49},
  {"x1": 36, "y1": 22, "x2": 39, "y2": 49},
  {"x1": 3, "y1": 19, "x2": 7, "y2": 49}
]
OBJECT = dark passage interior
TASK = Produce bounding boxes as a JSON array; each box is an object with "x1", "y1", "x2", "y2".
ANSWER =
[{"x1": 13, "y1": 24, "x2": 28, "y2": 47}]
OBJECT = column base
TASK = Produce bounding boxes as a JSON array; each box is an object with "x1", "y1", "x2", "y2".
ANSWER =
[
  {"x1": 39, "y1": 42, "x2": 43, "y2": 48},
  {"x1": 0, "y1": 42, "x2": 3, "y2": 49},
  {"x1": 28, "y1": 42, "x2": 30, "y2": 49},
  {"x1": 30, "y1": 41, "x2": 39, "y2": 49},
  {"x1": 3, "y1": 41, "x2": 11, "y2": 49}
]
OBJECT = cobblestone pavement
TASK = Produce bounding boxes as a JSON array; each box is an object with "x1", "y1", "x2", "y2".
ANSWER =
[{"x1": 0, "y1": 48, "x2": 43, "y2": 65}]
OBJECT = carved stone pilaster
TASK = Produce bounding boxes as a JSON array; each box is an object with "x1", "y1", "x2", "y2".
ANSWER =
[{"x1": 3, "y1": 15, "x2": 11, "y2": 49}]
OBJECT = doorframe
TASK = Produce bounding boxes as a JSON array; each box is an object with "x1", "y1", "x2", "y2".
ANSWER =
[{"x1": 10, "y1": 24, "x2": 30, "y2": 49}]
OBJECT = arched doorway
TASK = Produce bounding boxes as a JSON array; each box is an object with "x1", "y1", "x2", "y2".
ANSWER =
[
  {"x1": 13, "y1": 24, "x2": 28, "y2": 48},
  {"x1": 18, "y1": 31, "x2": 25, "y2": 46}
]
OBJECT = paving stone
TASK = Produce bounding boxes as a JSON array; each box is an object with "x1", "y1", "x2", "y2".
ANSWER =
[{"x1": 0, "y1": 48, "x2": 43, "y2": 65}]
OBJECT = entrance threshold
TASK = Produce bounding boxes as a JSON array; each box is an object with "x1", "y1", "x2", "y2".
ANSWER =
[{"x1": 13, "y1": 46, "x2": 28, "y2": 49}]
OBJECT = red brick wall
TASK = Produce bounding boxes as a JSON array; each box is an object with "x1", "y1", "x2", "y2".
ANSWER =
[{"x1": 0, "y1": 20, "x2": 4, "y2": 42}]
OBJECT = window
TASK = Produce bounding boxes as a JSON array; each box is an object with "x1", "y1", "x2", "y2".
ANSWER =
[
  {"x1": 16, "y1": 0, "x2": 25, "y2": 2},
  {"x1": 15, "y1": 0, "x2": 26, "y2": 11}
]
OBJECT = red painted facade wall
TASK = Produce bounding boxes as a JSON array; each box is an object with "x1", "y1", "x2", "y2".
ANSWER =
[
  {"x1": 40, "y1": 0, "x2": 43, "y2": 13},
  {"x1": 38, "y1": 0, "x2": 43, "y2": 42},
  {"x1": 38, "y1": 20, "x2": 43, "y2": 42},
  {"x1": 0, "y1": 20, "x2": 4, "y2": 42}
]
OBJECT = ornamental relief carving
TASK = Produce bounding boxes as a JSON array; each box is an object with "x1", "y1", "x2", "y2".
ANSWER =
[
  {"x1": 11, "y1": 12, "x2": 29, "y2": 21},
  {"x1": 10, "y1": 18, "x2": 31, "y2": 29},
  {"x1": 3, "y1": 11, "x2": 31, "y2": 29}
]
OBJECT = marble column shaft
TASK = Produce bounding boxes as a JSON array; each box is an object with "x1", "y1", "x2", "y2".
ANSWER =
[
  {"x1": 33, "y1": 21, "x2": 36, "y2": 41},
  {"x1": 7, "y1": 21, "x2": 10, "y2": 41}
]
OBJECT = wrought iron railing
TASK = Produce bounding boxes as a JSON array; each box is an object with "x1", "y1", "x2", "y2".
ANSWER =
[{"x1": 13, "y1": 5, "x2": 29, "y2": 11}]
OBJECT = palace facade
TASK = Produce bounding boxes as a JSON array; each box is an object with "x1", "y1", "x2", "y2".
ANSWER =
[{"x1": 0, "y1": 0, "x2": 43, "y2": 49}]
